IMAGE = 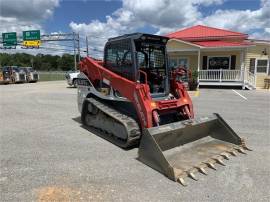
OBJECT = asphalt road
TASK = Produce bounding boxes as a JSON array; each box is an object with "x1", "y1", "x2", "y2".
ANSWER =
[{"x1": 0, "y1": 81, "x2": 269, "y2": 202}]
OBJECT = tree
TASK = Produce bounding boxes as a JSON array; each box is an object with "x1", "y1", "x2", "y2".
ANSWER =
[
  {"x1": 0, "y1": 53, "x2": 76, "y2": 71},
  {"x1": 57, "y1": 54, "x2": 74, "y2": 71}
]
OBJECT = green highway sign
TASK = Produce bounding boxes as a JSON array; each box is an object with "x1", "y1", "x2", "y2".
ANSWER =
[
  {"x1": 23, "y1": 30, "x2": 40, "y2": 40},
  {"x1": 2, "y1": 32, "x2": 17, "y2": 46}
]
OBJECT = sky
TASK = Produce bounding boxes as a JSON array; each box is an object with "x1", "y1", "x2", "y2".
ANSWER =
[{"x1": 0, "y1": 0, "x2": 269, "y2": 56}]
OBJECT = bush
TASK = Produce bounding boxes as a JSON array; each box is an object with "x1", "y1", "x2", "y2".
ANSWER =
[{"x1": 188, "y1": 70, "x2": 198, "y2": 91}]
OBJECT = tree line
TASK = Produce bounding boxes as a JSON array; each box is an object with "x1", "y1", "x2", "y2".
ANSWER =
[{"x1": 0, "y1": 53, "x2": 77, "y2": 71}]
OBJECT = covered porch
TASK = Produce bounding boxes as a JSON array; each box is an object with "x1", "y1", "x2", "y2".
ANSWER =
[
  {"x1": 167, "y1": 39, "x2": 256, "y2": 89},
  {"x1": 198, "y1": 69, "x2": 255, "y2": 89}
]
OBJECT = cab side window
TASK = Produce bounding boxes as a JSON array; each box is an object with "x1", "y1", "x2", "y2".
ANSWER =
[{"x1": 105, "y1": 40, "x2": 134, "y2": 80}]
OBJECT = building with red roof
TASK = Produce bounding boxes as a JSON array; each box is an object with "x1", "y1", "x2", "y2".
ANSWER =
[{"x1": 165, "y1": 25, "x2": 270, "y2": 89}]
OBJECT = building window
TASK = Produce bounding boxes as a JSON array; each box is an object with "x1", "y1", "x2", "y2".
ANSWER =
[
  {"x1": 169, "y1": 57, "x2": 188, "y2": 69},
  {"x1": 208, "y1": 56, "x2": 230, "y2": 69},
  {"x1": 256, "y1": 59, "x2": 268, "y2": 73},
  {"x1": 169, "y1": 58, "x2": 177, "y2": 68},
  {"x1": 178, "y1": 58, "x2": 189, "y2": 69}
]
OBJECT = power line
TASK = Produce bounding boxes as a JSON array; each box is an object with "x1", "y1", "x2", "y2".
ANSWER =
[
  {"x1": 44, "y1": 41, "x2": 75, "y2": 48},
  {"x1": 39, "y1": 46, "x2": 75, "y2": 52}
]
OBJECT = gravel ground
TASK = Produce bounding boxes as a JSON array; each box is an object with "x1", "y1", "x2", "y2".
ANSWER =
[{"x1": 0, "y1": 81, "x2": 269, "y2": 202}]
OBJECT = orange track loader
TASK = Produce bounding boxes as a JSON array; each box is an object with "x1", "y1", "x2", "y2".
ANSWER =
[{"x1": 77, "y1": 33, "x2": 250, "y2": 186}]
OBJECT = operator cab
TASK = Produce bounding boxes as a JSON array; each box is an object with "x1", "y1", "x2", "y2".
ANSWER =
[{"x1": 104, "y1": 33, "x2": 169, "y2": 98}]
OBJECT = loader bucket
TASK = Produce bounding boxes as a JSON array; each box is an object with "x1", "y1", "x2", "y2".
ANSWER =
[{"x1": 138, "y1": 113, "x2": 250, "y2": 186}]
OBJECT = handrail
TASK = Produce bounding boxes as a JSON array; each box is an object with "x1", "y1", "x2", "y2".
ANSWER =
[
  {"x1": 138, "y1": 70, "x2": 148, "y2": 84},
  {"x1": 246, "y1": 71, "x2": 255, "y2": 86}
]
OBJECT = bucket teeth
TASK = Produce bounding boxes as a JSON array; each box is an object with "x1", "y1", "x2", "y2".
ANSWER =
[
  {"x1": 237, "y1": 148, "x2": 247, "y2": 154},
  {"x1": 220, "y1": 153, "x2": 230, "y2": 160},
  {"x1": 229, "y1": 150, "x2": 237, "y2": 156},
  {"x1": 188, "y1": 172, "x2": 198, "y2": 181},
  {"x1": 197, "y1": 167, "x2": 207, "y2": 175},
  {"x1": 206, "y1": 162, "x2": 216, "y2": 170},
  {"x1": 178, "y1": 177, "x2": 187, "y2": 186},
  {"x1": 240, "y1": 139, "x2": 252, "y2": 151},
  {"x1": 243, "y1": 146, "x2": 252, "y2": 151},
  {"x1": 214, "y1": 158, "x2": 226, "y2": 166}
]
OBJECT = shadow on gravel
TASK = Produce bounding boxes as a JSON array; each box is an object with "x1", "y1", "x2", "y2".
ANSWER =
[
  {"x1": 72, "y1": 116, "x2": 138, "y2": 150},
  {"x1": 72, "y1": 116, "x2": 82, "y2": 124}
]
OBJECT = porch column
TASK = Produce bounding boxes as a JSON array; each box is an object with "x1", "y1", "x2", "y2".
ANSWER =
[
  {"x1": 240, "y1": 49, "x2": 245, "y2": 89},
  {"x1": 197, "y1": 49, "x2": 201, "y2": 83}
]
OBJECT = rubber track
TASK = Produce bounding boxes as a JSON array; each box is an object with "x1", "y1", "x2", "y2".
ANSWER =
[{"x1": 85, "y1": 98, "x2": 141, "y2": 148}]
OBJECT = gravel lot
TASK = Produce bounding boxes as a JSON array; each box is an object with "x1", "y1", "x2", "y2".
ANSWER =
[{"x1": 0, "y1": 81, "x2": 269, "y2": 202}]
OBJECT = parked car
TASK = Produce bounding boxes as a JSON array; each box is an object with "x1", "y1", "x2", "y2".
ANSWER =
[
  {"x1": 0, "y1": 67, "x2": 11, "y2": 84},
  {"x1": 21, "y1": 67, "x2": 39, "y2": 82},
  {"x1": 65, "y1": 70, "x2": 80, "y2": 87},
  {"x1": 3, "y1": 66, "x2": 26, "y2": 83}
]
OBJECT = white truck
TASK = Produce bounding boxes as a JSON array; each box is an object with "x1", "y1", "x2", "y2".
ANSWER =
[
  {"x1": 21, "y1": 67, "x2": 39, "y2": 82},
  {"x1": 65, "y1": 70, "x2": 80, "y2": 87},
  {"x1": 7, "y1": 66, "x2": 27, "y2": 83}
]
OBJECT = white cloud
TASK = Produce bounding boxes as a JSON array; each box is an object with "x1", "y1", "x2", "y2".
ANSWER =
[
  {"x1": 0, "y1": 0, "x2": 59, "y2": 33},
  {"x1": 69, "y1": 0, "x2": 269, "y2": 58},
  {"x1": 70, "y1": 6, "x2": 142, "y2": 58},
  {"x1": 1, "y1": 0, "x2": 269, "y2": 56},
  {"x1": 250, "y1": 28, "x2": 270, "y2": 40},
  {"x1": 70, "y1": 0, "x2": 225, "y2": 57},
  {"x1": 199, "y1": 0, "x2": 270, "y2": 38},
  {"x1": 0, "y1": 0, "x2": 59, "y2": 20},
  {"x1": 0, "y1": 16, "x2": 42, "y2": 34},
  {"x1": 0, "y1": 0, "x2": 60, "y2": 54}
]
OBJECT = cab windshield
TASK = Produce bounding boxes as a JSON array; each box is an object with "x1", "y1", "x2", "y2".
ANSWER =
[{"x1": 135, "y1": 41, "x2": 167, "y2": 94}]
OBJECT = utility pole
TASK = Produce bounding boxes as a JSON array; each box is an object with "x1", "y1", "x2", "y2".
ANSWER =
[
  {"x1": 86, "y1": 36, "x2": 89, "y2": 57},
  {"x1": 78, "y1": 33, "x2": 80, "y2": 62},
  {"x1": 31, "y1": 58, "x2": 34, "y2": 68},
  {"x1": 73, "y1": 32, "x2": 77, "y2": 70}
]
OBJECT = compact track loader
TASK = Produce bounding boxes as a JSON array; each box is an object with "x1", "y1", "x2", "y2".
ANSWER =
[{"x1": 77, "y1": 33, "x2": 250, "y2": 186}]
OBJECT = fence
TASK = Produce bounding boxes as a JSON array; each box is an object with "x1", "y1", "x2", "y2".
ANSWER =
[{"x1": 38, "y1": 71, "x2": 66, "y2": 81}]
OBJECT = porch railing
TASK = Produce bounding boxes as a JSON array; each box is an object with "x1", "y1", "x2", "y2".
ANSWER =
[{"x1": 198, "y1": 69, "x2": 243, "y2": 82}]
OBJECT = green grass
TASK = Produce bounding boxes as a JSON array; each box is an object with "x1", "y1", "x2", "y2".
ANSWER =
[{"x1": 39, "y1": 72, "x2": 66, "y2": 81}]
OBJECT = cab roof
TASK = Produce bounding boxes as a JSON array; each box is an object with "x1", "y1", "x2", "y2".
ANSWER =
[{"x1": 108, "y1": 33, "x2": 169, "y2": 43}]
